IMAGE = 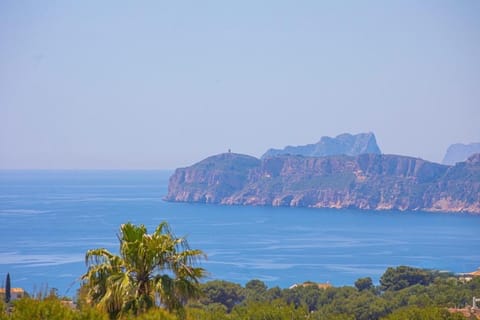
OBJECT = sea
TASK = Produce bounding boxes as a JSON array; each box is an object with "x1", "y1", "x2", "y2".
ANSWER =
[{"x1": 0, "y1": 170, "x2": 479, "y2": 298}]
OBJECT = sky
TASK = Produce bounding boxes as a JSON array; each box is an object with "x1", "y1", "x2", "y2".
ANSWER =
[{"x1": 1, "y1": 1, "x2": 479, "y2": 169}]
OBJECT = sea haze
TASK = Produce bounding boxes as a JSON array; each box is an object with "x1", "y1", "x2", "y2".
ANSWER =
[{"x1": 0, "y1": 170, "x2": 479, "y2": 297}]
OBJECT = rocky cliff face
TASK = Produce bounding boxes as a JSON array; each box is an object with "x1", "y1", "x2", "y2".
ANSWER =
[
  {"x1": 166, "y1": 153, "x2": 261, "y2": 204},
  {"x1": 442, "y1": 142, "x2": 480, "y2": 165},
  {"x1": 262, "y1": 132, "x2": 381, "y2": 159},
  {"x1": 165, "y1": 153, "x2": 480, "y2": 214}
]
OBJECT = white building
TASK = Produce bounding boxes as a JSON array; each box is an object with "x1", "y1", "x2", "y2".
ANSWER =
[{"x1": 0, "y1": 288, "x2": 25, "y2": 301}]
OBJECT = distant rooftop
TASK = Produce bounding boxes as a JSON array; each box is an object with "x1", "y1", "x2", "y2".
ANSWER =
[
  {"x1": 469, "y1": 269, "x2": 480, "y2": 277},
  {"x1": 289, "y1": 281, "x2": 332, "y2": 290},
  {"x1": 0, "y1": 288, "x2": 24, "y2": 293}
]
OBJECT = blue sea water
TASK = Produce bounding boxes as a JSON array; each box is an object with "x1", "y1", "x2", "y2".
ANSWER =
[{"x1": 0, "y1": 170, "x2": 479, "y2": 297}]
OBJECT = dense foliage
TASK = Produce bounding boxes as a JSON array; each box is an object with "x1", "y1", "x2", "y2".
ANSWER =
[
  {"x1": 382, "y1": 306, "x2": 467, "y2": 320},
  {"x1": 380, "y1": 266, "x2": 436, "y2": 291},
  {"x1": 188, "y1": 267, "x2": 480, "y2": 320},
  {"x1": 1, "y1": 266, "x2": 480, "y2": 319}
]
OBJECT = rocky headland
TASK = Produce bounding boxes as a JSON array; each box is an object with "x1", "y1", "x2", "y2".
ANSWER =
[{"x1": 165, "y1": 152, "x2": 480, "y2": 214}]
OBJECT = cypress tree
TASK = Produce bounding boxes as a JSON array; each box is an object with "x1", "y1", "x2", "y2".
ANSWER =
[{"x1": 5, "y1": 273, "x2": 11, "y2": 303}]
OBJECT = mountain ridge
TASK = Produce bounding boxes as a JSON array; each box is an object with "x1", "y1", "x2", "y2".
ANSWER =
[
  {"x1": 166, "y1": 152, "x2": 480, "y2": 214},
  {"x1": 262, "y1": 132, "x2": 381, "y2": 159}
]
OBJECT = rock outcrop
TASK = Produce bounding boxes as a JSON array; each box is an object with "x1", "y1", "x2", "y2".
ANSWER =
[
  {"x1": 442, "y1": 143, "x2": 480, "y2": 165},
  {"x1": 262, "y1": 132, "x2": 381, "y2": 159},
  {"x1": 166, "y1": 153, "x2": 480, "y2": 214}
]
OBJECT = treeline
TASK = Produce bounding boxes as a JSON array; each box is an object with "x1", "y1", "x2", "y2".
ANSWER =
[
  {"x1": 1, "y1": 266, "x2": 479, "y2": 320},
  {"x1": 189, "y1": 266, "x2": 480, "y2": 319}
]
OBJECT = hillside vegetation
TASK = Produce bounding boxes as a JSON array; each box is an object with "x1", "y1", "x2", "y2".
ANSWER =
[{"x1": 2, "y1": 265, "x2": 479, "y2": 319}]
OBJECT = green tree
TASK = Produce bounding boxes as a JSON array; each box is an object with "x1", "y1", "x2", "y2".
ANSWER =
[
  {"x1": 4, "y1": 273, "x2": 10, "y2": 304},
  {"x1": 355, "y1": 277, "x2": 373, "y2": 292},
  {"x1": 344, "y1": 291, "x2": 388, "y2": 320},
  {"x1": 9, "y1": 296, "x2": 75, "y2": 320},
  {"x1": 245, "y1": 279, "x2": 268, "y2": 302},
  {"x1": 283, "y1": 284, "x2": 322, "y2": 312},
  {"x1": 186, "y1": 304, "x2": 230, "y2": 320},
  {"x1": 82, "y1": 222, "x2": 206, "y2": 319},
  {"x1": 232, "y1": 299, "x2": 309, "y2": 320},
  {"x1": 265, "y1": 286, "x2": 283, "y2": 301},
  {"x1": 198, "y1": 280, "x2": 245, "y2": 312},
  {"x1": 381, "y1": 306, "x2": 466, "y2": 320},
  {"x1": 380, "y1": 266, "x2": 434, "y2": 291},
  {"x1": 245, "y1": 279, "x2": 267, "y2": 293}
]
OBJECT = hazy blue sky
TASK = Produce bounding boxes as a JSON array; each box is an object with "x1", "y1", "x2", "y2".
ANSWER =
[{"x1": 1, "y1": 1, "x2": 479, "y2": 169}]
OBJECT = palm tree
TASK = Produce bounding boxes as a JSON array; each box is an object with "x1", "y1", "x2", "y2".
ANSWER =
[{"x1": 81, "y1": 221, "x2": 206, "y2": 319}]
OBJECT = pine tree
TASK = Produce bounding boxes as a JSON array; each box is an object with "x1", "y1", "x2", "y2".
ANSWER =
[{"x1": 5, "y1": 273, "x2": 11, "y2": 303}]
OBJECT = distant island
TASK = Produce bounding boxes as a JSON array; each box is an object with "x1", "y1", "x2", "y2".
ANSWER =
[
  {"x1": 166, "y1": 134, "x2": 480, "y2": 214},
  {"x1": 442, "y1": 142, "x2": 480, "y2": 165},
  {"x1": 262, "y1": 132, "x2": 381, "y2": 159}
]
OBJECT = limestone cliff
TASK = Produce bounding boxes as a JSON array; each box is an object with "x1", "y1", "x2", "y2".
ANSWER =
[{"x1": 165, "y1": 153, "x2": 480, "y2": 214}]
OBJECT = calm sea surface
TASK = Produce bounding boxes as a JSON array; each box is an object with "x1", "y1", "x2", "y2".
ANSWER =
[{"x1": 0, "y1": 170, "x2": 479, "y2": 297}]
